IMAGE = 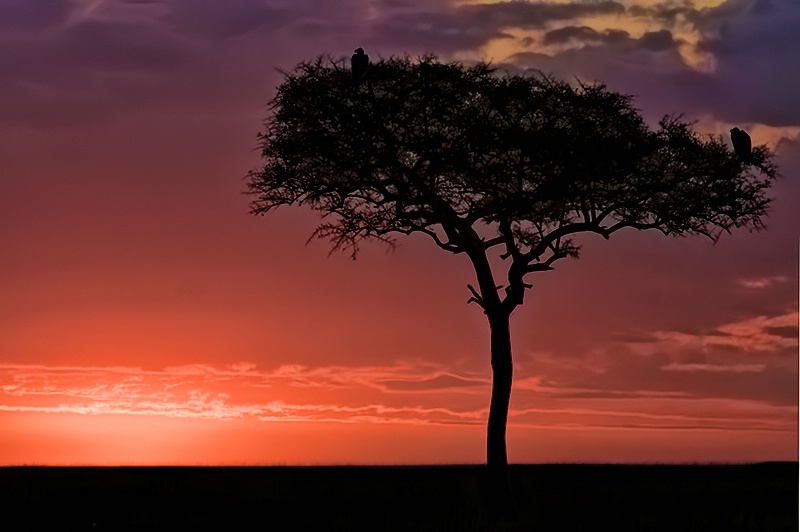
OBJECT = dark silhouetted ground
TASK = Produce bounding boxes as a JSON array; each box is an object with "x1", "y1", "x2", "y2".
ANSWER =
[{"x1": 2, "y1": 463, "x2": 796, "y2": 531}]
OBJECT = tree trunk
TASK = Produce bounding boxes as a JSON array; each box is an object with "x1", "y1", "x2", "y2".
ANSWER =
[
  {"x1": 487, "y1": 311, "x2": 513, "y2": 468},
  {"x1": 481, "y1": 311, "x2": 518, "y2": 521}
]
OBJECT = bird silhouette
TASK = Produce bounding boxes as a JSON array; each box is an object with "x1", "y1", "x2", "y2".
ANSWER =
[
  {"x1": 351, "y1": 48, "x2": 369, "y2": 79},
  {"x1": 730, "y1": 127, "x2": 752, "y2": 164}
]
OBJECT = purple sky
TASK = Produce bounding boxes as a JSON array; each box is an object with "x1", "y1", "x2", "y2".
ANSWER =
[{"x1": 1, "y1": 0, "x2": 797, "y2": 464}]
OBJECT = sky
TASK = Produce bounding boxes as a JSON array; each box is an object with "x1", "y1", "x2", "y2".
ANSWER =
[{"x1": 1, "y1": 0, "x2": 798, "y2": 465}]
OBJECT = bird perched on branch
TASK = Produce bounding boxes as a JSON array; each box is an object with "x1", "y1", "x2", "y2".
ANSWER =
[
  {"x1": 351, "y1": 48, "x2": 369, "y2": 80},
  {"x1": 730, "y1": 127, "x2": 752, "y2": 164}
]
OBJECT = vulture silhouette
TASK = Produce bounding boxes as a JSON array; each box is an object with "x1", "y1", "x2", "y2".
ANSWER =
[
  {"x1": 351, "y1": 48, "x2": 369, "y2": 79},
  {"x1": 730, "y1": 127, "x2": 752, "y2": 164}
]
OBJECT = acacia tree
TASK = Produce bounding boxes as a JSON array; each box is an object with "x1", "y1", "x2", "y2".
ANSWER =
[{"x1": 248, "y1": 55, "x2": 777, "y2": 468}]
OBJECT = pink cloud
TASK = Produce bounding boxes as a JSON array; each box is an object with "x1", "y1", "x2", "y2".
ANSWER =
[
  {"x1": 661, "y1": 363, "x2": 766, "y2": 373},
  {"x1": 0, "y1": 362, "x2": 491, "y2": 425},
  {"x1": 739, "y1": 275, "x2": 790, "y2": 289}
]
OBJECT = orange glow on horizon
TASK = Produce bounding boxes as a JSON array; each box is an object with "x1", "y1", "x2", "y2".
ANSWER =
[
  {"x1": 1, "y1": 348, "x2": 796, "y2": 465},
  {"x1": 2, "y1": 409, "x2": 794, "y2": 466}
]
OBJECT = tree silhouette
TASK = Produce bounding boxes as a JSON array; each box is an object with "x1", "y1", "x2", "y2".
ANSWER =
[{"x1": 247, "y1": 54, "x2": 778, "y2": 470}]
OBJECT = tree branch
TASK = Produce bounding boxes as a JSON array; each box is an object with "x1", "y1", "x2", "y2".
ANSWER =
[
  {"x1": 466, "y1": 283, "x2": 486, "y2": 310},
  {"x1": 522, "y1": 221, "x2": 609, "y2": 262}
]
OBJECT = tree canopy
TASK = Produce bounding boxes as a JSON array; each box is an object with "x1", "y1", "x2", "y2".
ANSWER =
[{"x1": 249, "y1": 54, "x2": 776, "y2": 315}]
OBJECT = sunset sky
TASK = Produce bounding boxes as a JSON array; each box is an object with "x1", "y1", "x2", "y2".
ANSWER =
[{"x1": 1, "y1": 0, "x2": 798, "y2": 465}]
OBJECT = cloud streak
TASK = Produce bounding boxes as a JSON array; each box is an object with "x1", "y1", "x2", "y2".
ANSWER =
[
  {"x1": 2, "y1": 349, "x2": 795, "y2": 433},
  {"x1": 0, "y1": 361, "x2": 491, "y2": 424}
]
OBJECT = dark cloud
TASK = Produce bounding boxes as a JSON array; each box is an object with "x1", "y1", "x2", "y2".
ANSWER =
[
  {"x1": 627, "y1": 2, "x2": 696, "y2": 26},
  {"x1": 505, "y1": 0, "x2": 800, "y2": 128},
  {"x1": 639, "y1": 30, "x2": 678, "y2": 51},
  {"x1": 370, "y1": 0, "x2": 626, "y2": 53},
  {"x1": 542, "y1": 26, "x2": 676, "y2": 50},
  {"x1": 543, "y1": 26, "x2": 631, "y2": 44},
  {"x1": 506, "y1": 30, "x2": 688, "y2": 90},
  {"x1": 693, "y1": 0, "x2": 800, "y2": 125},
  {"x1": 543, "y1": 26, "x2": 606, "y2": 45},
  {"x1": 601, "y1": 28, "x2": 636, "y2": 45},
  {"x1": 464, "y1": 0, "x2": 625, "y2": 28}
]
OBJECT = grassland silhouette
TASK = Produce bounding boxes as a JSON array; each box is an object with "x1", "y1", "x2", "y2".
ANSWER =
[{"x1": 2, "y1": 463, "x2": 796, "y2": 530}]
